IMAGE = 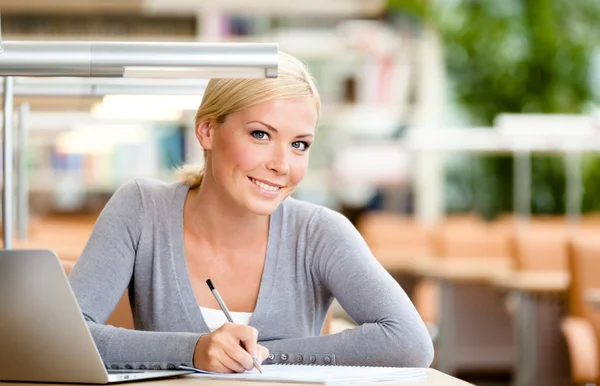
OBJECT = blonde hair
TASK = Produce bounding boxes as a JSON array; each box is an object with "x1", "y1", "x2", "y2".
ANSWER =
[{"x1": 177, "y1": 51, "x2": 321, "y2": 189}]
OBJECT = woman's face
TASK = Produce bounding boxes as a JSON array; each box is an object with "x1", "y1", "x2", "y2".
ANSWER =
[{"x1": 197, "y1": 97, "x2": 318, "y2": 216}]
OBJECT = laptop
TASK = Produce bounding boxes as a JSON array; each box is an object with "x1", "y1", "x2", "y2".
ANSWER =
[{"x1": 0, "y1": 249, "x2": 195, "y2": 383}]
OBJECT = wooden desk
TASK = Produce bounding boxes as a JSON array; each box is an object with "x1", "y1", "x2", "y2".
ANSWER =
[
  {"x1": 413, "y1": 258, "x2": 515, "y2": 376},
  {"x1": 413, "y1": 258, "x2": 512, "y2": 283},
  {"x1": 585, "y1": 288, "x2": 600, "y2": 308},
  {"x1": 1, "y1": 368, "x2": 474, "y2": 386},
  {"x1": 493, "y1": 271, "x2": 569, "y2": 293},
  {"x1": 378, "y1": 252, "x2": 572, "y2": 385},
  {"x1": 492, "y1": 271, "x2": 570, "y2": 386},
  {"x1": 376, "y1": 253, "x2": 435, "y2": 274},
  {"x1": 378, "y1": 255, "x2": 512, "y2": 282}
]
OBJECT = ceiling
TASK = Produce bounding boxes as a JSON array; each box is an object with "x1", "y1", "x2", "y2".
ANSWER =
[
  {"x1": 144, "y1": 0, "x2": 385, "y2": 16},
  {"x1": 0, "y1": 0, "x2": 384, "y2": 16}
]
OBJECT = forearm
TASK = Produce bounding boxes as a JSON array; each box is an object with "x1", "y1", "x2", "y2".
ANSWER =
[
  {"x1": 305, "y1": 208, "x2": 435, "y2": 368},
  {"x1": 260, "y1": 320, "x2": 433, "y2": 368},
  {"x1": 86, "y1": 321, "x2": 202, "y2": 370}
]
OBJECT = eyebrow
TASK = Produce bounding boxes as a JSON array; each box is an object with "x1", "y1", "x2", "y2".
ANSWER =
[{"x1": 247, "y1": 120, "x2": 314, "y2": 139}]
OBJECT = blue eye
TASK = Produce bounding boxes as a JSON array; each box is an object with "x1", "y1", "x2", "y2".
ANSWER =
[
  {"x1": 292, "y1": 141, "x2": 310, "y2": 151},
  {"x1": 251, "y1": 130, "x2": 269, "y2": 140}
]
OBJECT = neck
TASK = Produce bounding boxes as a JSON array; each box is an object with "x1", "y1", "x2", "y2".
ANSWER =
[{"x1": 184, "y1": 177, "x2": 270, "y2": 251}]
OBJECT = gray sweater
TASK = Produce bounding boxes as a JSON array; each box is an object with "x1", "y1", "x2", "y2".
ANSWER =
[{"x1": 69, "y1": 179, "x2": 434, "y2": 371}]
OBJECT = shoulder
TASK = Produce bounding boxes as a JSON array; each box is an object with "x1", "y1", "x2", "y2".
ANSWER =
[
  {"x1": 105, "y1": 178, "x2": 187, "y2": 220},
  {"x1": 114, "y1": 178, "x2": 186, "y2": 203},
  {"x1": 279, "y1": 197, "x2": 358, "y2": 240},
  {"x1": 280, "y1": 198, "x2": 374, "y2": 274}
]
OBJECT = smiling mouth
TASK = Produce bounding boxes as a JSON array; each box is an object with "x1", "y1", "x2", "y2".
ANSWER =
[{"x1": 248, "y1": 177, "x2": 283, "y2": 192}]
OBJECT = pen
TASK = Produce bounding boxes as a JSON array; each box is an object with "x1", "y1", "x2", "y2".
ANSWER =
[{"x1": 206, "y1": 279, "x2": 263, "y2": 374}]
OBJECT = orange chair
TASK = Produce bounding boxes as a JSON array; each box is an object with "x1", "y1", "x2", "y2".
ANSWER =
[
  {"x1": 581, "y1": 213, "x2": 600, "y2": 230},
  {"x1": 356, "y1": 212, "x2": 434, "y2": 258},
  {"x1": 562, "y1": 236, "x2": 600, "y2": 385},
  {"x1": 434, "y1": 220, "x2": 512, "y2": 260},
  {"x1": 509, "y1": 228, "x2": 569, "y2": 273}
]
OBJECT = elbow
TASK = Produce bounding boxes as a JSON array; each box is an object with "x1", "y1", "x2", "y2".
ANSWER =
[
  {"x1": 409, "y1": 333, "x2": 435, "y2": 368},
  {"x1": 388, "y1": 322, "x2": 435, "y2": 368},
  {"x1": 369, "y1": 322, "x2": 435, "y2": 368}
]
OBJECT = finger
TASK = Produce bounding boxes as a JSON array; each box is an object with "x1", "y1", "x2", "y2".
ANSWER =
[
  {"x1": 236, "y1": 326, "x2": 260, "y2": 359},
  {"x1": 224, "y1": 340, "x2": 255, "y2": 371},
  {"x1": 216, "y1": 350, "x2": 248, "y2": 373},
  {"x1": 219, "y1": 324, "x2": 259, "y2": 369},
  {"x1": 210, "y1": 358, "x2": 235, "y2": 374},
  {"x1": 257, "y1": 345, "x2": 269, "y2": 363}
]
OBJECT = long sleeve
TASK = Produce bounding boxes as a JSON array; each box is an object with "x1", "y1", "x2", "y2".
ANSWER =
[
  {"x1": 68, "y1": 180, "x2": 202, "y2": 370},
  {"x1": 260, "y1": 207, "x2": 434, "y2": 368}
]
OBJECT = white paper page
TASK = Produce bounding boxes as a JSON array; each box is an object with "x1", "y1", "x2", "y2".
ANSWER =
[{"x1": 184, "y1": 365, "x2": 427, "y2": 384}]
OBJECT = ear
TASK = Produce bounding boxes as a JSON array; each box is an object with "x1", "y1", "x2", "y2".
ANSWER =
[{"x1": 196, "y1": 120, "x2": 214, "y2": 150}]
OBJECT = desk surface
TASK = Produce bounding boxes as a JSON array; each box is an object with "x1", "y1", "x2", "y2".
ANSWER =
[
  {"x1": 1, "y1": 369, "x2": 473, "y2": 386},
  {"x1": 376, "y1": 254, "x2": 513, "y2": 282},
  {"x1": 378, "y1": 253, "x2": 569, "y2": 292},
  {"x1": 492, "y1": 271, "x2": 570, "y2": 293},
  {"x1": 378, "y1": 256, "x2": 436, "y2": 273},
  {"x1": 407, "y1": 258, "x2": 513, "y2": 283}
]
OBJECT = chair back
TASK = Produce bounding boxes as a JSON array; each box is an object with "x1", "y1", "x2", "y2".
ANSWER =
[
  {"x1": 434, "y1": 220, "x2": 511, "y2": 260},
  {"x1": 357, "y1": 212, "x2": 434, "y2": 257},
  {"x1": 567, "y1": 236, "x2": 600, "y2": 323},
  {"x1": 510, "y1": 228, "x2": 569, "y2": 272}
]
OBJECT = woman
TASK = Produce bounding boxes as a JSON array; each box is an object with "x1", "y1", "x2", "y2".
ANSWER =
[{"x1": 69, "y1": 51, "x2": 434, "y2": 374}]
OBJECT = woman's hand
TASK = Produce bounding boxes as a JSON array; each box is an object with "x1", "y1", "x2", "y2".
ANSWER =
[{"x1": 193, "y1": 323, "x2": 269, "y2": 373}]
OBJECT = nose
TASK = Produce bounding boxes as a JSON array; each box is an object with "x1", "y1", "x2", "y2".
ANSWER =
[{"x1": 266, "y1": 146, "x2": 290, "y2": 176}]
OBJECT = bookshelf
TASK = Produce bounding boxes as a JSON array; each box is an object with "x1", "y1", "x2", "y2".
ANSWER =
[{"x1": 26, "y1": 122, "x2": 185, "y2": 194}]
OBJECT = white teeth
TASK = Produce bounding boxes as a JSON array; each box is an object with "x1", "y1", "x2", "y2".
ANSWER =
[{"x1": 251, "y1": 178, "x2": 280, "y2": 192}]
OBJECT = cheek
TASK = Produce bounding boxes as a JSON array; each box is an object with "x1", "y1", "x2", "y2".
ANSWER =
[
  {"x1": 289, "y1": 156, "x2": 309, "y2": 185},
  {"x1": 218, "y1": 138, "x2": 261, "y2": 172},
  {"x1": 229, "y1": 144, "x2": 261, "y2": 172}
]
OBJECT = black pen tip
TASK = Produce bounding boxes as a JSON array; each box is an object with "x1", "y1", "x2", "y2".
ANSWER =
[{"x1": 206, "y1": 279, "x2": 215, "y2": 291}]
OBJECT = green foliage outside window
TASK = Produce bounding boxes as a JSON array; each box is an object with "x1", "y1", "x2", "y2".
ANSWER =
[{"x1": 387, "y1": 0, "x2": 600, "y2": 218}]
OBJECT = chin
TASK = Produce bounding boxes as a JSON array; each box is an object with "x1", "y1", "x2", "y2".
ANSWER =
[
  {"x1": 240, "y1": 180, "x2": 295, "y2": 215},
  {"x1": 245, "y1": 200, "x2": 283, "y2": 216}
]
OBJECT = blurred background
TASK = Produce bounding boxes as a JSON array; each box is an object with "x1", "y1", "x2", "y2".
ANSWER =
[{"x1": 2, "y1": 1, "x2": 600, "y2": 385}]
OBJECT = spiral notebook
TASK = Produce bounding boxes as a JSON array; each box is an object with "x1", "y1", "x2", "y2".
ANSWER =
[{"x1": 180, "y1": 364, "x2": 427, "y2": 384}]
